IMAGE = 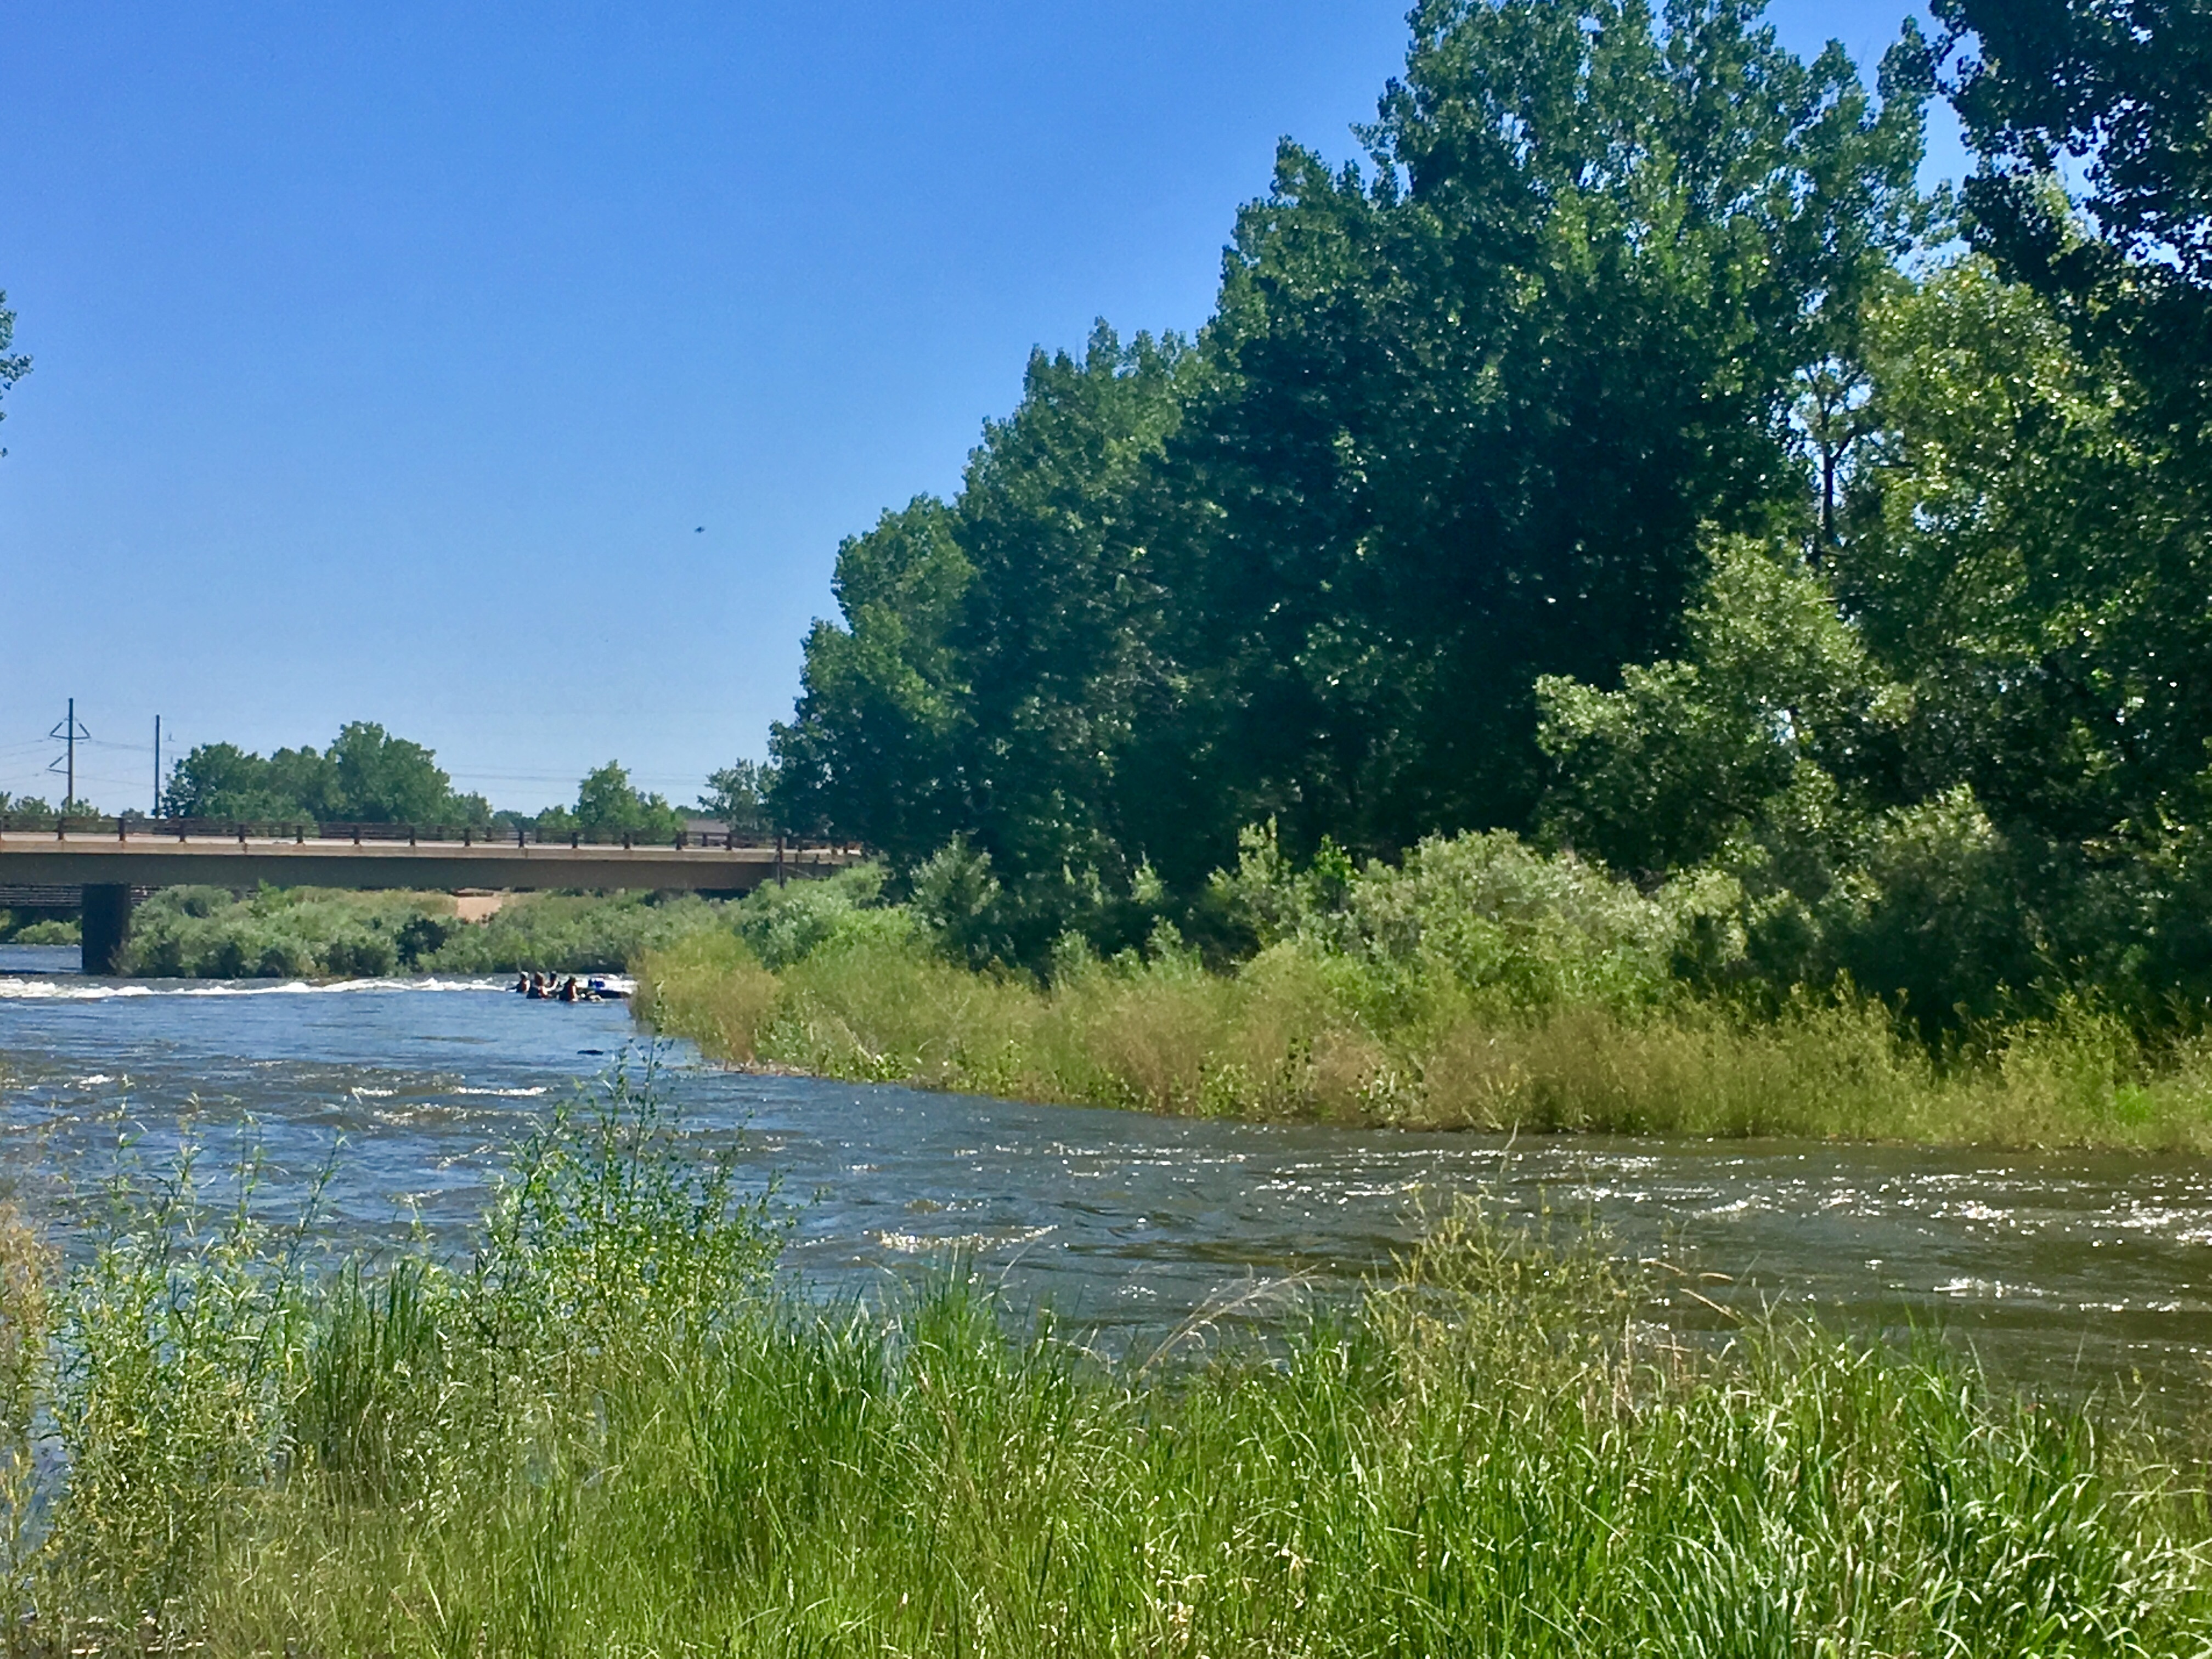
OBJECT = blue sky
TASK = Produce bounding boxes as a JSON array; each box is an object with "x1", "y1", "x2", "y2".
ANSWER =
[{"x1": 0, "y1": 1, "x2": 1962, "y2": 815}]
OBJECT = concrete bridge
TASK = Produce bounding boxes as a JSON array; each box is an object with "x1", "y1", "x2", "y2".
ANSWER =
[{"x1": 0, "y1": 818, "x2": 862, "y2": 972}]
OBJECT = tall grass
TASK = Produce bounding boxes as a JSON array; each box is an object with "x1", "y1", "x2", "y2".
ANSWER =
[
  {"x1": 638, "y1": 924, "x2": 2212, "y2": 1150},
  {"x1": 4, "y1": 1077, "x2": 2210, "y2": 1654},
  {"x1": 631, "y1": 830, "x2": 2212, "y2": 1150}
]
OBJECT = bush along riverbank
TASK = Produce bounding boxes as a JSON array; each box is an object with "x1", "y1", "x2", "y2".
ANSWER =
[
  {"x1": 4, "y1": 1076, "x2": 2210, "y2": 1655},
  {"x1": 0, "y1": 911, "x2": 76, "y2": 946},
  {"x1": 112, "y1": 885, "x2": 728, "y2": 979},
  {"x1": 639, "y1": 844, "x2": 2212, "y2": 1152}
]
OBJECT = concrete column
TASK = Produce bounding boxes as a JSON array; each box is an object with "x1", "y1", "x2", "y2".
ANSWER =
[{"x1": 81, "y1": 883, "x2": 133, "y2": 975}]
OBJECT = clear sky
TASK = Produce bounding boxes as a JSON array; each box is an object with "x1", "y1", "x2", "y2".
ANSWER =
[{"x1": 0, "y1": 1, "x2": 1961, "y2": 816}]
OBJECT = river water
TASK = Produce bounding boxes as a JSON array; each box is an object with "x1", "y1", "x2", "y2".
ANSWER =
[{"x1": 5, "y1": 943, "x2": 2212, "y2": 1410}]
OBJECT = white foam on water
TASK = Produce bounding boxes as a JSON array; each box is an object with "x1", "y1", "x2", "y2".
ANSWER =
[
  {"x1": 0, "y1": 981, "x2": 157, "y2": 1001},
  {"x1": 1934, "y1": 1276, "x2": 2047, "y2": 1300},
  {"x1": 0, "y1": 975, "x2": 510, "y2": 1001},
  {"x1": 176, "y1": 977, "x2": 511, "y2": 997},
  {"x1": 874, "y1": 1224, "x2": 1056, "y2": 1255},
  {"x1": 450, "y1": 1085, "x2": 549, "y2": 1098}
]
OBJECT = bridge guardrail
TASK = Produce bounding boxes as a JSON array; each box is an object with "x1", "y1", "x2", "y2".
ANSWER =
[{"x1": 0, "y1": 815, "x2": 862, "y2": 858}]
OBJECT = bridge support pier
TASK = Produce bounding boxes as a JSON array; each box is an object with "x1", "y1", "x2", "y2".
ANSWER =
[{"x1": 81, "y1": 883, "x2": 133, "y2": 975}]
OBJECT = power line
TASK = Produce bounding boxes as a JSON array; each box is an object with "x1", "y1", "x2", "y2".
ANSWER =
[{"x1": 35, "y1": 770, "x2": 144, "y2": 794}]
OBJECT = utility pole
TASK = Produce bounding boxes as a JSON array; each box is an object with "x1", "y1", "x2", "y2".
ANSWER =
[
  {"x1": 153, "y1": 715, "x2": 162, "y2": 817},
  {"x1": 48, "y1": 698, "x2": 88, "y2": 811}
]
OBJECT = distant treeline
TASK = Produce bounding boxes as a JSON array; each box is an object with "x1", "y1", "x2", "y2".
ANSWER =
[
  {"x1": 161, "y1": 723, "x2": 494, "y2": 827},
  {"x1": 140, "y1": 725, "x2": 776, "y2": 841},
  {"x1": 760, "y1": 0, "x2": 2212, "y2": 1034},
  {"x1": 0, "y1": 793, "x2": 97, "y2": 825},
  {"x1": 0, "y1": 724, "x2": 777, "y2": 848}
]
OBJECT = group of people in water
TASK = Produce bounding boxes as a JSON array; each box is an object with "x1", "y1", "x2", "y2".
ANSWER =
[{"x1": 511, "y1": 970, "x2": 617, "y2": 1002}]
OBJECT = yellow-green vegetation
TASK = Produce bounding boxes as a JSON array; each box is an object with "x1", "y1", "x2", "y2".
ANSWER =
[
  {"x1": 4, "y1": 1081, "x2": 2209, "y2": 1655},
  {"x1": 640, "y1": 849, "x2": 2212, "y2": 1150},
  {"x1": 115, "y1": 885, "x2": 727, "y2": 979}
]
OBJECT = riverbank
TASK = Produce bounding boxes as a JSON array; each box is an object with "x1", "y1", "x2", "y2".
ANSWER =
[
  {"x1": 638, "y1": 924, "x2": 2212, "y2": 1152},
  {"x1": 114, "y1": 884, "x2": 725, "y2": 978},
  {"x1": 4, "y1": 1079, "x2": 2207, "y2": 1655}
]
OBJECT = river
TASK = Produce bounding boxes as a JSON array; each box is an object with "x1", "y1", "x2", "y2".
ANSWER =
[{"x1": 5, "y1": 942, "x2": 2212, "y2": 1410}]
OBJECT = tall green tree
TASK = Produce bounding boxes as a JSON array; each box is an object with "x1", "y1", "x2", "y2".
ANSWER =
[
  {"x1": 325, "y1": 723, "x2": 468, "y2": 824},
  {"x1": 774, "y1": 330, "x2": 1192, "y2": 951},
  {"x1": 1541, "y1": 250, "x2": 2212, "y2": 1021},
  {"x1": 544, "y1": 763, "x2": 685, "y2": 840},
  {"x1": 1830, "y1": 256, "x2": 2212, "y2": 846},
  {"x1": 946, "y1": 326, "x2": 1192, "y2": 950},
  {"x1": 1937, "y1": 0, "x2": 2212, "y2": 441},
  {"x1": 698, "y1": 760, "x2": 776, "y2": 835},
  {"x1": 771, "y1": 497, "x2": 974, "y2": 862},
  {"x1": 1922, "y1": 1, "x2": 2212, "y2": 879},
  {"x1": 1149, "y1": 0, "x2": 1933, "y2": 865},
  {"x1": 163, "y1": 744, "x2": 287, "y2": 821},
  {"x1": 771, "y1": 1, "x2": 1934, "y2": 964}
]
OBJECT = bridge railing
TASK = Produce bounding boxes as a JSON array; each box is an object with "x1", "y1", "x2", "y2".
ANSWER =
[{"x1": 0, "y1": 815, "x2": 862, "y2": 856}]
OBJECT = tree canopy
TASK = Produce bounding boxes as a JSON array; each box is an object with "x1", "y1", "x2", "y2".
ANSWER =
[
  {"x1": 533, "y1": 763, "x2": 686, "y2": 842},
  {"x1": 697, "y1": 760, "x2": 776, "y2": 835},
  {"x1": 154, "y1": 732, "x2": 709, "y2": 847},
  {"x1": 163, "y1": 724, "x2": 490, "y2": 826},
  {"x1": 1937, "y1": 0, "x2": 2212, "y2": 442},
  {"x1": 770, "y1": 0, "x2": 1945, "y2": 960}
]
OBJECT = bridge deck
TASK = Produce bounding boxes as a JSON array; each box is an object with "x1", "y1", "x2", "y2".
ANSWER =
[{"x1": 0, "y1": 827, "x2": 859, "y2": 893}]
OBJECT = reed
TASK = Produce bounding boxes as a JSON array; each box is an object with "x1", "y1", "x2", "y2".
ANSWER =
[
  {"x1": 639, "y1": 928, "x2": 2212, "y2": 1151},
  {"x1": 6, "y1": 1080, "x2": 2210, "y2": 1655}
]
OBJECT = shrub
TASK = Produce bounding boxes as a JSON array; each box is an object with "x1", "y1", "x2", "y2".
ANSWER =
[
  {"x1": 422, "y1": 890, "x2": 727, "y2": 975},
  {"x1": 109, "y1": 886, "x2": 732, "y2": 979},
  {"x1": 323, "y1": 930, "x2": 397, "y2": 979},
  {"x1": 727, "y1": 863, "x2": 892, "y2": 969}
]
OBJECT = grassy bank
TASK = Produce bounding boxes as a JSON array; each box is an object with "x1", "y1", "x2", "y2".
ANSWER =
[
  {"x1": 114, "y1": 885, "x2": 727, "y2": 978},
  {"x1": 4, "y1": 1079, "x2": 2208, "y2": 1655},
  {"x1": 637, "y1": 849, "x2": 2212, "y2": 1150}
]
